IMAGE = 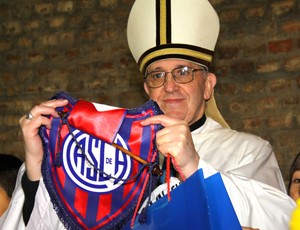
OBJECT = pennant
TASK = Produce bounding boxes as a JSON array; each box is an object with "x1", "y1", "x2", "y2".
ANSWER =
[{"x1": 40, "y1": 92, "x2": 163, "y2": 230}]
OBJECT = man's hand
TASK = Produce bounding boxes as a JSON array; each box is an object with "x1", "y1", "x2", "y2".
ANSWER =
[
  {"x1": 141, "y1": 114, "x2": 199, "y2": 179},
  {"x1": 19, "y1": 99, "x2": 68, "y2": 181}
]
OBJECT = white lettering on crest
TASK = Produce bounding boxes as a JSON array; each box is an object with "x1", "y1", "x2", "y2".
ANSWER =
[{"x1": 62, "y1": 129, "x2": 131, "y2": 193}]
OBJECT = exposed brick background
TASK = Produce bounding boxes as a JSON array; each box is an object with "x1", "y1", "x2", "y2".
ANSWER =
[{"x1": 0, "y1": 0, "x2": 299, "y2": 186}]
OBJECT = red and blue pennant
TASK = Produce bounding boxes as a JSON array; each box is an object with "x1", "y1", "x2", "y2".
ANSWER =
[{"x1": 40, "y1": 92, "x2": 163, "y2": 230}]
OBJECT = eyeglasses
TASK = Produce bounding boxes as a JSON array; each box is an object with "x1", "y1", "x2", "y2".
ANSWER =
[{"x1": 144, "y1": 66, "x2": 208, "y2": 88}]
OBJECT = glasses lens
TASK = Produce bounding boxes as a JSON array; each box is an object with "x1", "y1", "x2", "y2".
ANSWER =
[
  {"x1": 173, "y1": 66, "x2": 193, "y2": 83},
  {"x1": 145, "y1": 66, "x2": 205, "y2": 88},
  {"x1": 145, "y1": 72, "x2": 165, "y2": 88}
]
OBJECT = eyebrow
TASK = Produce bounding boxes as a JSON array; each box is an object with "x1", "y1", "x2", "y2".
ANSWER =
[{"x1": 148, "y1": 64, "x2": 189, "y2": 72}]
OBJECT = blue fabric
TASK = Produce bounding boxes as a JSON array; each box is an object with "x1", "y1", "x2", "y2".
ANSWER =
[{"x1": 123, "y1": 169, "x2": 241, "y2": 230}]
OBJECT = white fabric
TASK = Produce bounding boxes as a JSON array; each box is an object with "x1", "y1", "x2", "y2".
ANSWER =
[
  {"x1": 194, "y1": 118, "x2": 295, "y2": 229},
  {"x1": 0, "y1": 117, "x2": 296, "y2": 230},
  {"x1": 127, "y1": 0, "x2": 219, "y2": 73},
  {"x1": 127, "y1": 0, "x2": 219, "y2": 63}
]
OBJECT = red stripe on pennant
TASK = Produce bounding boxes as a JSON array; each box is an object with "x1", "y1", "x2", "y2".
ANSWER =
[
  {"x1": 97, "y1": 193, "x2": 112, "y2": 221},
  {"x1": 74, "y1": 188, "x2": 88, "y2": 218}
]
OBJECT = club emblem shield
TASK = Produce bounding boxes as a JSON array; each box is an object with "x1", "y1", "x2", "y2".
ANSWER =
[{"x1": 40, "y1": 92, "x2": 162, "y2": 230}]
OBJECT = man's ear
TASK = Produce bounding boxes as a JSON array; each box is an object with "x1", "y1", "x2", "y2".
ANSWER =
[
  {"x1": 144, "y1": 82, "x2": 150, "y2": 96},
  {"x1": 204, "y1": 73, "x2": 217, "y2": 100}
]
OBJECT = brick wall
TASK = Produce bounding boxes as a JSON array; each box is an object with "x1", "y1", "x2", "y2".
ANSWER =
[
  {"x1": 0, "y1": 0, "x2": 299, "y2": 185},
  {"x1": 211, "y1": 0, "x2": 300, "y2": 185}
]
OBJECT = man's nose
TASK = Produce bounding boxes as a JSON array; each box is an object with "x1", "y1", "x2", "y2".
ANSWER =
[{"x1": 163, "y1": 73, "x2": 179, "y2": 91}]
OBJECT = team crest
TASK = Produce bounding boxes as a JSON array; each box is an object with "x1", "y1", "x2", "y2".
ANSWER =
[
  {"x1": 40, "y1": 92, "x2": 162, "y2": 230},
  {"x1": 62, "y1": 131, "x2": 132, "y2": 193}
]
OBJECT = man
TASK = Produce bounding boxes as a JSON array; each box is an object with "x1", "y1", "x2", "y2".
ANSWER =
[
  {"x1": 0, "y1": 0, "x2": 296, "y2": 229},
  {"x1": 126, "y1": 2, "x2": 295, "y2": 229}
]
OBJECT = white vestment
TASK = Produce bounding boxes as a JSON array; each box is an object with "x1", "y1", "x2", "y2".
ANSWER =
[{"x1": 0, "y1": 117, "x2": 296, "y2": 230}]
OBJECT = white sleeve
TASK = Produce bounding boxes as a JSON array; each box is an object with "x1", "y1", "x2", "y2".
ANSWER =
[
  {"x1": 26, "y1": 179, "x2": 65, "y2": 229},
  {"x1": 0, "y1": 164, "x2": 26, "y2": 230},
  {"x1": 198, "y1": 159, "x2": 296, "y2": 230},
  {"x1": 0, "y1": 164, "x2": 64, "y2": 230}
]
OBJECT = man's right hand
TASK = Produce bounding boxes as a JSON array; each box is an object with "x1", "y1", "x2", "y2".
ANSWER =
[{"x1": 19, "y1": 99, "x2": 69, "y2": 181}]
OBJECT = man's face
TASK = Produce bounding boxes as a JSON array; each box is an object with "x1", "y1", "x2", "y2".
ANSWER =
[
  {"x1": 144, "y1": 59, "x2": 216, "y2": 125},
  {"x1": 290, "y1": 170, "x2": 300, "y2": 201}
]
